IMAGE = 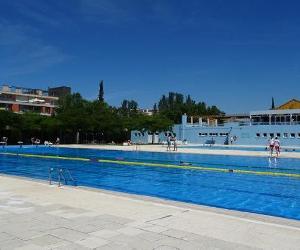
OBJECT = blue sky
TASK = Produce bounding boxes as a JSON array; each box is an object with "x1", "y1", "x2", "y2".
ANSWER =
[{"x1": 1, "y1": 0, "x2": 300, "y2": 113}]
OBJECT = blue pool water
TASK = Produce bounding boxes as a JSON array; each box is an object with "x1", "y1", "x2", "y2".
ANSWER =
[{"x1": 1, "y1": 145, "x2": 300, "y2": 220}]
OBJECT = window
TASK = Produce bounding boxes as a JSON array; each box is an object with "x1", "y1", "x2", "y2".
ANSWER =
[
  {"x1": 283, "y1": 133, "x2": 288, "y2": 138},
  {"x1": 164, "y1": 132, "x2": 168, "y2": 136},
  {"x1": 276, "y1": 133, "x2": 281, "y2": 137},
  {"x1": 290, "y1": 133, "x2": 296, "y2": 138},
  {"x1": 256, "y1": 133, "x2": 260, "y2": 137},
  {"x1": 298, "y1": 133, "x2": 300, "y2": 138},
  {"x1": 135, "y1": 133, "x2": 138, "y2": 137},
  {"x1": 220, "y1": 133, "x2": 228, "y2": 137},
  {"x1": 263, "y1": 133, "x2": 267, "y2": 138},
  {"x1": 199, "y1": 133, "x2": 208, "y2": 136},
  {"x1": 209, "y1": 133, "x2": 218, "y2": 136},
  {"x1": 270, "y1": 133, "x2": 274, "y2": 138}
]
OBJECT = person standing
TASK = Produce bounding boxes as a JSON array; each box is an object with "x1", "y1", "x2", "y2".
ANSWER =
[
  {"x1": 166, "y1": 135, "x2": 171, "y2": 151},
  {"x1": 269, "y1": 137, "x2": 275, "y2": 157},
  {"x1": 274, "y1": 137, "x2": 280, "y2": 157},
  {"x1": 173, "y1": 136, "x2": 178, "y2": 151}
]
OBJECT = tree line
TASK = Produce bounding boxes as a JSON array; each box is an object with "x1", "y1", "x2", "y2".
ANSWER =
[
  {"x1": 0, "y1": 90, "x2": 223, "y2": 145},
  {"x1": 156, "y1": 92, "x2": 223, "y2": 123}
]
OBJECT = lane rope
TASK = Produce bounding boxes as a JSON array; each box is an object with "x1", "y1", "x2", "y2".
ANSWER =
[{"x1": 1, "y1": 152, "x2": 300, "y2": 179}]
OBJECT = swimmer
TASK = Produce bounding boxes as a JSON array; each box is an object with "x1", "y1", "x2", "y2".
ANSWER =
[{"x1": 179, "y1": 161, "x2": 192, "y2": 166}]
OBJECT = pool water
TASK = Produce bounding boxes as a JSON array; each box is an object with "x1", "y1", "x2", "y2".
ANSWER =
[{"x1": 1, "y1": 146, "x2": 300, "y2": 220}]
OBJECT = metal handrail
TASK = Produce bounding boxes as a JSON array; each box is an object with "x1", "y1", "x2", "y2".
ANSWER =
[
  {"x1": 65, "y1": 168, "x2": 76, "y2": 186},
  {"x1": 49, "y1": 167, "x2": 54, "y2": 185},
  {"x1": 58, "y1": 169, "x2": 66, "y2": 186},
  {"x1": 48, "y1": 167, "x2": 76, "y2": 186}
]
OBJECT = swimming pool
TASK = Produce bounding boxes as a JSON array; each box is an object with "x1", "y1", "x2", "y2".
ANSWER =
[{"x1": 1, "y1": 146, "x2": 300, "y2": 220}]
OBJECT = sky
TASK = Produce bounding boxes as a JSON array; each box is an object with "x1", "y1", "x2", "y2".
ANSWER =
[{"x1": 1, "y1": 0, "x2": 300, "y2": 113}]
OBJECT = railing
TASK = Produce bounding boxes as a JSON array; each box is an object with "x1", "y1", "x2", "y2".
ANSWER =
[
  {"x1": 249, "y1": 121, "x2": 300, "y2": 126},
  {"x1": 0, "y1": 97, "x2": 14, "y2": 101},
  {"x1": 184, "y1": 121, "x2": 300, "y2": 127},
  {"x1": 1, "y1": 86, "x2": 49, "y2": 96},
  {"x1": 49, "y1": 167, "x2": 77, "y2": 187}
]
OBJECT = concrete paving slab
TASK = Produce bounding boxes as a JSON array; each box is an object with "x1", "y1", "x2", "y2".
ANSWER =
[
  {"x1": 47, "y1": 227, "x2": 89, "y2": 242},
  {"x1": 52, "y1": 242, "x2": 91, "y2": 250},
  {"x1": 109, "y1": 234, "x2": 157, "y2": 250},
  {"x1": 14, "y1": 243, "x2": 43, "y2": 250},
  {"x1": 28, "y1": 234, "x2": 68, "y2": 247},
  {"x1": 96, "y1": 242, "x2": 136, "y2": 250},
  {"x1": 69, "y1": 223, "x2": 106, "y2": 234},
  {"x1": 0, "y1": 232, "x2": 14, "y2": 243},
  {"x1": 161, "y1": 229, "x2": 190, "y2": 239},
  {"x1": 136, "y1": 224, "x2": 169, "y2": 233},
  {"x1": 0, "y1": 238, "x2": 25, "y2": 250},
  {"x1": 76, "y1": 236, "x2": 108, "y2": 248},
  {"x1": 101, "y1": 221, "x2": 126, "y2": 230},
  {"x1": 137, "y1": 231, "x2": 166, "y2": 242},
  {"x1": 90, "y1": 229, "x2": 121, "y2": 239}
]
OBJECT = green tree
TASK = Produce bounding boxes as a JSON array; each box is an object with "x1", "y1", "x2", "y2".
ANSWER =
[
  {"x1": 134, "y1": 114, "x2": 172, "y2": 144},
  {"x1": 271, "y1": 97, "x2": 275, "y2": 109},
  {"x1": 156, "y1": 92, "x2": 223, "y2": 123},
  {"x1": 98, "y1": 80, "x2": 104, "y2": 102}
]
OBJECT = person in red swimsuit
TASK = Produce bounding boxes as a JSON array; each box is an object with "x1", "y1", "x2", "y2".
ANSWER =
[{"x1": 274, "y1": 137, "x2": 280, "y2": 157}]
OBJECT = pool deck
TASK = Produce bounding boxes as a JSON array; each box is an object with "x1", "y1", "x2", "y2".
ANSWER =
[
  {"x1": 58, "y1": 144, "x2": 300, "y2": 159},
  {"x1": 0, "y1": 175, "x2": 300, "y2": 250}
]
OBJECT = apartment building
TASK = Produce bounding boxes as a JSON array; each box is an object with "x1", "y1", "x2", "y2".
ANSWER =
[{"x1": 0, "y1": 84, "x2": 70, "y2": 116}]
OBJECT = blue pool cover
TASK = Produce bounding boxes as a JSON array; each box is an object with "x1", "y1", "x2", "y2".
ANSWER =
[{"x1": 0, "y1": 146, "x2": 300, "y2": 220}]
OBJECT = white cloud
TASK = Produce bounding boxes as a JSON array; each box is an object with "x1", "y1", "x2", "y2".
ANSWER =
[{"x1": 0, "y1": 21, "x2": 67, "y2": 77}]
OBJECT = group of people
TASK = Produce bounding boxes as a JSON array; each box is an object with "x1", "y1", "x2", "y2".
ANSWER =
[
  {"x1": 31, "y1": 137, "x2": 60, "y2": 146},
  {"x1": 268, "y1": 136, "x2": 280, "y2": 157},
  {"x1": 166, "y1": 135, "x2": 178, "y2": 151}
]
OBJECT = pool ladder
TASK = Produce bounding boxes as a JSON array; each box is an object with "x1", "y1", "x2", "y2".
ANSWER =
[{"x1": 49, "y1": 167, "x2": 77, "y2": 187}]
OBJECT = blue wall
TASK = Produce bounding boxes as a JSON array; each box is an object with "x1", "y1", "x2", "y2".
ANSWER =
[
  {"x1": 131, "y1": 123, "x2": 300, "y2": 146},
  {"x1": 173, "y1": 123, "x2": 300, "y2": 146}
]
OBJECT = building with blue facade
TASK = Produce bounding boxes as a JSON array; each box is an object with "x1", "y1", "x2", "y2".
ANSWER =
[{"x1": 131, "y1": 100, "x2": 300, "y2": 146}]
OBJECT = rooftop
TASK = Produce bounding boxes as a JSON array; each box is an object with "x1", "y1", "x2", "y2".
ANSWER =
[{"x1": 0, "y1": 84, "x2": 58, "y2": 99}]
